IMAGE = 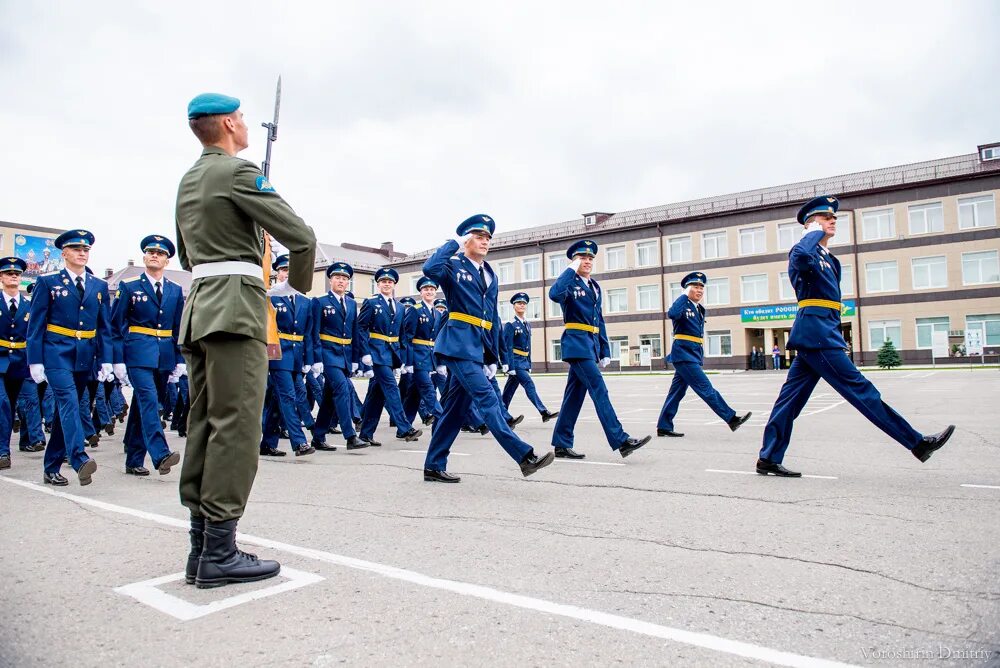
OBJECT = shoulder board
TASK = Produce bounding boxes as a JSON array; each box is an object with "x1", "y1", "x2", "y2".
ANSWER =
[
  {"x1": 40, "y1": 270, "x2": 60, "y2": 277},
  {"x1": 122, "y1": 276, "x2": 141, "y2": 283}
]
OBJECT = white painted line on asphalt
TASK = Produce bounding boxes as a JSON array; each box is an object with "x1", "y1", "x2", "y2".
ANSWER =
[
  {"x1": 0, "y1": 476, "x2": 856, "y2": 668},
  {"x1": 556, "y1": 460, "x2": 626, "y2": 467},
  {"x1": 399, "y1": 449, "x2": 470, "y2": 456},
  {"x1": 706, "y1": 469, "x2": 838, "y2": 480},
  {"x1": 960, "y1": 484, "x2": 1000, "y2": 490},
  {"x1": 114, "y1": 567, "x2": 324, "y2": 621}
]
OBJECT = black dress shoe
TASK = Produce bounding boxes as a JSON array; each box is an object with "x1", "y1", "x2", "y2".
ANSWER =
[
  {"x1": 476, "y1": 424, "x2": 489, "y2": 435},
  {"x1": 912, "y1": 425, "x2": 955, "y2": 462},
  {"x1": 104, "y1": 423, "x2": 115, "y2": 436},
  {"x1": 259, "y1": 447, "x2": 286, "y2": 457},
  {"x1": 155, "y1": 451, "x2": 181, "y2": 475},
  {"x1": 507, "y1": 415, "x2": 524, "y2": 429},
  {"x1": 44, "y1": 422, "x2": 52, "y2": 433},
  {"x1": 295, "y1": 445, "x2": 316, "y2": 457},
  {"x1": 422, "y1": 415, "x2": 436, "y2": 426},
  {"x1": 86, "y1": 433, "x2": 100, "y2": 448},
  {"x1": 388, "y1": 420, "x2": 397, "y2": 428},
  {"x1": 331, "y1": 426, "x2": 342, "y2": 435},
  {"x1": 312, "y1": 440, "x2": 338, "y2": 451},
  {"x1": 520, "y1": 451, "x2": 555, "y2": 477},
  {"x1": 728, "y1": 412, "x2": 752, "y2": 432},
  {"x1": 44, "y1": 472, "x2": 68, "y2": 486},
  {"x1": 0, "y1": 455, "x2": 10, "y2": 470},
  {"x1": 424, "y1": 469, "x2": 461, "y2": 483},
  {"x1": 345, "y1": 437, "x2": 368, "y2": 450},
  {"x1": 361, "y1": 437, "x2": 382, "y2": 447},
  {"x1": 396, "y1": 428, "x2": 423, "y2": 442},
  {"x1": 619, "y1": 435, "x2": 651, "y2": 458},
  {"x1": 352, "y1": 418, "x2": 362, "y2": 429},
  {"x1": 77, "y1": 458, "x2": 97, "y2": 486},
  {"x1": 460, "y1": 425, "x2": 476, "y2": 433},
  {"x1": 177, "y1": 430, "x2": 187, "y2": 438},
  {"x1": 554, "y1": 447, "x2": 585, "y2": 459},
  {"x1": 657, "y1": 429, "x2": 684, "y2": 437},
  {"x1": 540, "y1": 410, "x2": 559, "y2": 423},
  {"x1": 29, "y1": 441, "x2": 45, "y2": 452},
  {"x1": 755, "y1": 458, "x2": 801, "y2": 477},
  {"x1": 126, "y1": 466, "x2": 150, "y2": 476}
]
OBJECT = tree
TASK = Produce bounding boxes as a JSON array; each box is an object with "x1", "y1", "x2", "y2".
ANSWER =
[{"x1": 877, "y1": 338, "x2": 902, "y2": 369}]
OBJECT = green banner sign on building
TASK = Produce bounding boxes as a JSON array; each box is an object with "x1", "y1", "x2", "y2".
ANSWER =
[{"x1": 741, "y1": 299, "x2": 856, "y2": 323}]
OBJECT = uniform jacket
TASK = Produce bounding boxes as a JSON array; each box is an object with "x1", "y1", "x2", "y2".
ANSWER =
[
  {"x1": 666, "y1": 294, "x2": 706, "y2": 365},
  {"x1": 502, "y1": 317, "x2": 534, "y2": 371},
  {"x1": 786, "y1": 230, "x2": 848, "y2": 350},
  {"x1": 422, "y1": 240, "x2": 502, "y2": 365},
  {"x1": 0, "y1": 294, "x2": 30, "y2": 378},
  {"x1": 110, "y1": 274, "x2": 184, "y2": 370},
  {"x1": 174, "y1": 145, "x2": 316, "y2": 346},
  {"x1": 270, "y1": 295, "x2": 313, "y2": 371},
  {"x1": 27, "y1": 269, "x2": 113, "y2": 372},
  {"x1": 548, "y1": 267, "x2": 610, "y2": 362},
  {"x1": 312, "y1": 291, "x2": 359, "y2": 372},
  {"x1": 403, "y1": 302, "x2": 440, "y2": 371},
  {"x1": 357, "y1": 295, "x2": 408, "y2": 368}
]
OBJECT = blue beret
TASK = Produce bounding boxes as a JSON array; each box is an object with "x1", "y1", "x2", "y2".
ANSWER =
[
  {"x1": 55, "y1": 229, "x2": 95, "y2": 249},
  {"x1": 399, "y1": 296, "x2": 416, "y2": 306},
  {"x1": 456, "y1": 214, "x2": 495, "y2": 238},
  {"x1": 510, "y1": 292, "x2": 529, "y2": 305},
  {"x1": 346, "y1": 291, "x2": 355, "y2": 299},
  {"x1": 433, "y1": 298, "x2": 447, "y2": 308},
  {"x1": 566, "y1": 239, "x2": 598, "y2": 259},
  {"x1": 797, "y1": 195, "x2": 840, "y2": 225},
  {"x1": 187, "y1": 93, "x2": 241, "y2": 119},
  {"x1": 415, "y1": 276, "x2": 438, "y2": 291},
  {"x1": 271, "y1": 254, "x2": 289, "y2": 271},
  {"x1": 681, "y1": 271, "x2": 707, "y2": 288},
  {"x1": 140, "y1": 234, "x2": 176, "y2": 258},
  {"x1": 0, "y1": 257, "x2": 26, "y2": 273},
  {"x1": 375, "y1": 267, "x2": 399, "y2": 283},
  {"x1": 326, "y1": 262, "x2": 353, "y2": 278}
]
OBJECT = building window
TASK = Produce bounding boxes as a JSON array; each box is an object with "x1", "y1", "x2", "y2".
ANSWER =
[
  {"x1": 408, "y1": 276, "x2": 420, "y2": 294},
  {"x1": 497, "y1": 301, "x2": 513, "y2": 323},
  {"x1": 740, "y1": 274, "x2": 768, "y2": 303},
  {"x1": 636, "y1": 240, "x2": 658, "y2": 267},
  {"x1": 777, "y1": 222, "x2": 802, "y2": 251},
  {"x1": 830, "y1": 213, "x2": 852, "y2": 247},
  {"x1": 705, "y1": 330, "x2": 732, "y2": 357},
  {"x1": 862, "y1": 209, "x2": 895, "y2": 241},
  {"x1": 609, "y1": 336, "x2": 629, "y2": 361},
  {"x1": 958, "y1": 195, "x2": 996, "y2": 229},
  {"x1": 869, "y1": 319, "x2": 902, "y2": 350},
  {"x1": 966, "y1": 314, "x2": 1000, "y2": 346},
  {"x1": 551, "y1": 340, "x2": 563, "y2": 362},
  {"x1": 639, "y1": 333, "x2": 662, "y2": 357},
  {"x1": 605, "y1": 288, "x2": 628, "y2": 313},
  {"x1": 911, "y1": 256, "x2": 947, "y2": 290},
  {"x1": 522, "y1": 257, "x2": 540, "y2": 281},
  {"x1": 982, "y1": 146, "x2": 1000, "y2": 161},
  {"x1": 865, "y1": 260, "x2": 899, "y2": 293},
  {"x1": 840, "y1": 264, "x2": 854, "y2": 296},
  {"x1": 778, "y1": 272, "x2": 795, "y2": 301},
  {"x1": 668, "y1": 282, "x2": 683, "y2": 303},
  {"x1": 915, "y1": 316, "x2": 949, "y2": 349},
  {"x1": 548, "y1": 299, "x2": 563, "y2": 318},
  {"x1": 962, "y1": 250, "x2": 1000, "y2": 285},
  {"x1": 525, "y1": 299, "x2": 541, "y2": 321},
  {"x1": 702, "y1": 231, "x2": 728, "y2": 259},
  {"x1": 636, "y1": 284, "x2": 660, "y2": 311},
  {"x1": 738, "y1": 226, "x2": 766, "y2": 255},
  {"x1": 908, "y1": 202, "x2": 944, "y2": 235},
  {"x1": 347, "y1": 278, "x2": 355, "y2": 294},
  {"x1": 604, "y1": 245, "x2": 626, "y2": 271},
  {"x1": 705, "y1": 277, "x2": 730, "y2": 306},
  {"x1": 495, "y1": 262, "x2": 513, "y2": 285},
  {"x1": 547, "y1": 254, "x2": 569, "y2": 278},
  {"x1": 370, "y1": 278, "x2": 378, "y2": 295},
  {"x1": 666, "y1": 236, "x2": 691, "y2": 264}
]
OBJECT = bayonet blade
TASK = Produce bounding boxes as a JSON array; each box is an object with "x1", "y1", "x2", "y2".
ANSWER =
[{"x1": 272, "y1": 75, "x2": 281, "y2": 129}]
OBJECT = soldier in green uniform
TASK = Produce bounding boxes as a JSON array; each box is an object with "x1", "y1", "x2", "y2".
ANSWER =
[{"x1": 175, "y1": 93, "x2": 316, "y2": 589}]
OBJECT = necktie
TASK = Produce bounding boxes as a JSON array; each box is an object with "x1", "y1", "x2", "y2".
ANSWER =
[
  {"x1": 76, "y1": 276, "x2": 84, "y2": 299},
  {"x1": 387, "y1": 298, "x2": 395, "y2": 318},
  {"x1": 9, "y1": 299, "x2": 16, "y2": 319},
  {"x1": 155, "y1": 281, "x2": 162, "y2": 301},
  {"x1": 290, "y1": 295, "x2": 295, "y2": 310},
  {"x1": 478, "y1": 266, "x2": 486, "y2": 286}
]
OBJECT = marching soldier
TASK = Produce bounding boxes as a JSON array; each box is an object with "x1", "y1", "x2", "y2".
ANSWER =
[
  {"x1": 656, "y1": 272, "x2": 751, "y2": 437},
  {"x1": 500, "y1": 293, "x2": 558, "y2": 422},
  {"x1": 393, "y1": 296, "x2": 417, "y2": 426},
  {"x1": 28, "y1": 230, "x2": 113, "y2": 486},
  {"x1": 758, "y1": 195, "x2": 955, "y2": 476},
  {"x1": 176, "y1": 93, "x2": 316, "y2": 588},
  {"x1": 0, "y1": 258, "x2": 33, "y2": 470},
  {"x1": 110, "y1": 235, "x2": 185, "y2": 476},
  {"x1": 402, "y1": 276, "x2": 443, "y2": 426},
  {"x1": 421, "y1": 215, "x2": 554, "y2": 483},
  {"x1": 549, "y1": 240, "x2": 650, "y2": 460},
  {"x1": 431, "y1": 298, "x2": 449, "y2": 397}
]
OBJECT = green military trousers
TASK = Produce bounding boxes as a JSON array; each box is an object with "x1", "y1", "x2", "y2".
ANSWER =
[{"x1": 179, "y1": 332, "x2": 267, "y2": 522}]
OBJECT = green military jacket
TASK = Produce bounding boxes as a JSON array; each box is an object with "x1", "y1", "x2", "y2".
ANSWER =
[{"x1": 175, "y1": 145, "x2": 316, "y2": 345}]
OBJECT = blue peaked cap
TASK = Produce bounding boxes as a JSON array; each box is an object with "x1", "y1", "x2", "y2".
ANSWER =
[
  {"x1": 0, "y1": 257, "x2": 27, "y2": 273},
  {"x1": 566, "y1": 239, "x2": 598, "y2": 259},
  {"x1": 375, "y1": 267, "x2": 399, "y2": 283},
  {"x1": 141, "y1": 234, "x2": 176, "y2": 258},
  {"x1": 55, "y1": 229, "x2": 95, "y2": 249},
  {"x1": 681, "y1": 271, "x2": 707, "y2": 288},
  {"x1": 510, "y1": 292, "x2": 529, "y2": 304},
  {"x1": 326, "y1": 262, "x2": 353, "y2": 278},
  {"x1": 271, "y1": 254, "x2": 289, "y2": 271},
  {"x1": 415, "y1": 276, "x2": 438, "y2": 290},
  {"x1": 797, "y1": 195, "x2": 840, "y2": 225},
  {"x1": 456, "y1": 214, "x2": 495, "y2": 238}
]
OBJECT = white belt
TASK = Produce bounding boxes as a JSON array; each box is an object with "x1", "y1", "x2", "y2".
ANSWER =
[{"x1": 191, "y1": 261, "x2": 262, "y2": 280}]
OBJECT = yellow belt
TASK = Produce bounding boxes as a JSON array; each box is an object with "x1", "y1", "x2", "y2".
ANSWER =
[
  {"x1": 46, "y1": 324, "x2": 96, "y2": 339},
  {"x1": 674, "y1": 334, "x2": 703, "y2": 344},
  {"x1": 320, "y1": 334, "x2": 352, "y2": 345},
  {"x1": 513, "y1": 348, "x2": 530, "y2": 356},
  {"x1": 0, "y1": 340, "x2": 26, "y2": 349},
  {"x1": 370, "y1": 332, "x2": 399, "y2": 343},
  {"x1": 449, "y1": 312, "x2": 493, "y2": 330},
  {"x1": 128, "y1": 326, "x2": 172, "y2": 337},
  {"x1": 798, "y1": 299, "x2": 842, "y2": 310},
  {"x1": 565, "y1": 322, "x2": 599, "y2": 334},
  {"x1": 278, "y1": 333, "x2": 304, "y2": 342},
  {"x1": 412, "y1": 338, "x2": 435, "y2": 347}
]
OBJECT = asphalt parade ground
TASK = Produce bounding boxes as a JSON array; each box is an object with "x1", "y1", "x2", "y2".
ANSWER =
[{"x1": 2, "y1": 369, "x2": 999, "y2": 667}]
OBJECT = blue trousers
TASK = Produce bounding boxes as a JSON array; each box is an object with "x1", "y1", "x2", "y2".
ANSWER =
[
  {"x1": 17, "y1": 380, "x2": 45, "y2": 448},
  {"x1": 360, "y1": 365, "x2": 412, "y2": 438},
  {"x1": 169, "y1": 376, "x2": 189, "y2": 432},
  {"x1": 41, "y1": 384, "x2": 54, "y2": 424},
  {"x1": 79, "y1": 385, "x2": 97, "y2": 438},
  {"x1": 552, "y1": 359, "x2": 627, "y2": 450},
  {"x1": 312, "y1": 366, "x2": 358, "y2": 441},
  {"x1": 123, "y1": 367, "x2": 172, "y2": 468},
  {"x1": 403, "y1": 369, "x2": 441, "y2": 424},
  {"x1": 304, "y1": 370, "x2": 323, "y2": 414},
  {"x1": 109, "y1": 382, "x2": 127, "y2": 415},
  {"x1": 163, "y1": 380, "x2": 177, "y2": 418},
  {"x1": 657, "y1": 362, "x2": 736, "y2": 431},
  {"x1": 0, "y1": 375, "x2": 25, "y2": 456},
  {"x1": 760, "y1": 349, "x2": 923, "y2": 464},
  {"x1": 425, "y1": 357, "x2": 532, "y2": 472},
  {"x1": 350, "y1": 380, "x2": 363, "y2": 420},
  {"x1": 466, "y1": 375, "x2": 512, "y2": 426},
  {"x1": 93, "y1": 382, "x2": 112, "y2": 428},
  {"x1": 261, "y1": 371, "x2": 309, "y2": 450},
  {"x1": 41, "y1": 370, "x2": 92, "y2": 475},
  {"x1": 502, "y1": 370, "x2": 548, "y2": 413},
  {"x1": 432, "y1": 371, "x2": 446, "y2": 397},
  {"x1": 294, "y1": 371, "x2": 315, "y2": 429}
]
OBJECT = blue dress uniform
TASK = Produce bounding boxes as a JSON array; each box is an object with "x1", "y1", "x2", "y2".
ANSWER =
[
  {"x1": 27, "y1": 230, "x2": 113, "y2": 486},
  {"x1": 759, "y1": 196, "x2": 954, "y2": 476},
  {"x1": 656, "y1": 272, "x2": 746, "y2": 436},
  {"x1": 0, "y1": 258, "x2": 34, "y2": 467},
  {"x1": 402, "y1": 279, "x2": 444, "y2": 425},
  {"x1": 393, "y1": 297, "x2": 417, "y2": 425},
  {"x1": 110, "y1": 235, "x2": 185, "y2": 474},
  {"x1": 550, "y1": 240, "x2": 649, "y2": 458},
  {"x1": 422, "y1": 215, "x2": 551, "y2": 482},
  {"x1": 430, "y1": 299, "x2": 449, "y2": 397},
  {"x1": 17, "y1": 380, "x2": 46, "y2": 451},
  {"x1": 500, "y1": 293, "x2": 555, "y2": 419},
  {"x1": 357, "y1": 268, "x2": 420, "y2": 442}
]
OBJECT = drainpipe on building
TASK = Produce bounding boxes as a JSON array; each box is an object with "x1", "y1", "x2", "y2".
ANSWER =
[{"x1": 656, "y1": 222, "x2": 667, "y2": 370}]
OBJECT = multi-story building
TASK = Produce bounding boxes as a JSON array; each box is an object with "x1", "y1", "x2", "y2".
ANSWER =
[
  {"x1": 391, "y1": 143, "x2": 1000, "y2": 370},
  {"x1": 0, "y1": 221, "x2": 68, "y2": 290}
]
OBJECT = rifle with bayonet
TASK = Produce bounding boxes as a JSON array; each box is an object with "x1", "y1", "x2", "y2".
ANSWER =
[{"x1": 261, "y1": 76, "x2": 282, "y2": 361}]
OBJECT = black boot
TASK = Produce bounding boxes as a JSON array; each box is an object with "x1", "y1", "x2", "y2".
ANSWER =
[
  {"x1": 195, "y1": 519, "x2": 280, "y2": 589},
  {"x1": 186, "y1": 516, "x2": 205, "y2": 584}
]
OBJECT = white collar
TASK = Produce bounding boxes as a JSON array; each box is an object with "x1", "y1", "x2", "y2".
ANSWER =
[
  {"x1": 145, "y1": 272, "x2": 164, "y2": 287},
  {"x1": 3, "y1": 292, "x2": 20, "y2": 305},
  {"x1": 65, "y1": 267, "x2": 85, "y2": 283}
]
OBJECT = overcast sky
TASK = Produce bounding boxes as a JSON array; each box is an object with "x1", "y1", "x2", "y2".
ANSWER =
[{"x1": 1, "y1": 1, "x2": 997, "y2": 272}]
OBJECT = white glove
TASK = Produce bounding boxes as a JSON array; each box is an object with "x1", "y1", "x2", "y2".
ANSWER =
[
  {"x1": 508, "y1": 369, "x2": 517, "y2": 376},
  {"x1": 98, "y1": 363, "x2": 114, "y2": 382},
  {"x1": 805, "y1": 221, "x2": 823, "y2": 234},
  {"x1": 436, "y1": 365, "x2": 448, "y2": 377},
  {"x1": 351, "y1": 362, "x2": 359, "y2": 373},
  {"x1": 361, "y1": 354, "x2": 373, "y2": 366},
  {"x1": 301, "y1": 364, "x2": 310, "y2": 374},
  {"x1": 167, "y1": 372, "x2": 179, "y2": 384},
  {"x1": 405, "y1": 365, "x2": 414, "y2": 374},
  {"x1": 113, "y1": 363, "x2": 128, "y2": 382},
  {"x1": 484, "y1": 363, "x2": 497, "y2": 379},
  {"x1": 398, "y1": 366, "x2": 408, "y2": 375},
  {"x1": 311, "y1": 362, "x2": 324, "y2": 377},
  {"x1": 173, "y1": 363, "x2": 186, "y2": 378},
  {"x1": 454, "y1": 234, "x2": 472, "y2": 247},
  {"x1": 363, "y1": 370, "x2": 374, "y2": 378},
  {"x1": 600, "y1": 357, "x2": 611, "y2": 368},
  {"x1": 393, "y1": 368, "x2": 401, "y2": 381},
  {"x1": 30, "y1": 364, "x2": 46, "y2": 384},
  {"x1": 501, "y1": 364, "x2": 509, "y2": 374},
  {"x1": 568, "y1": 258, "x2": 582, "y2": 273},
  {"x1": 266, "y1": 280, "x2": 302, "y2": 297}
]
